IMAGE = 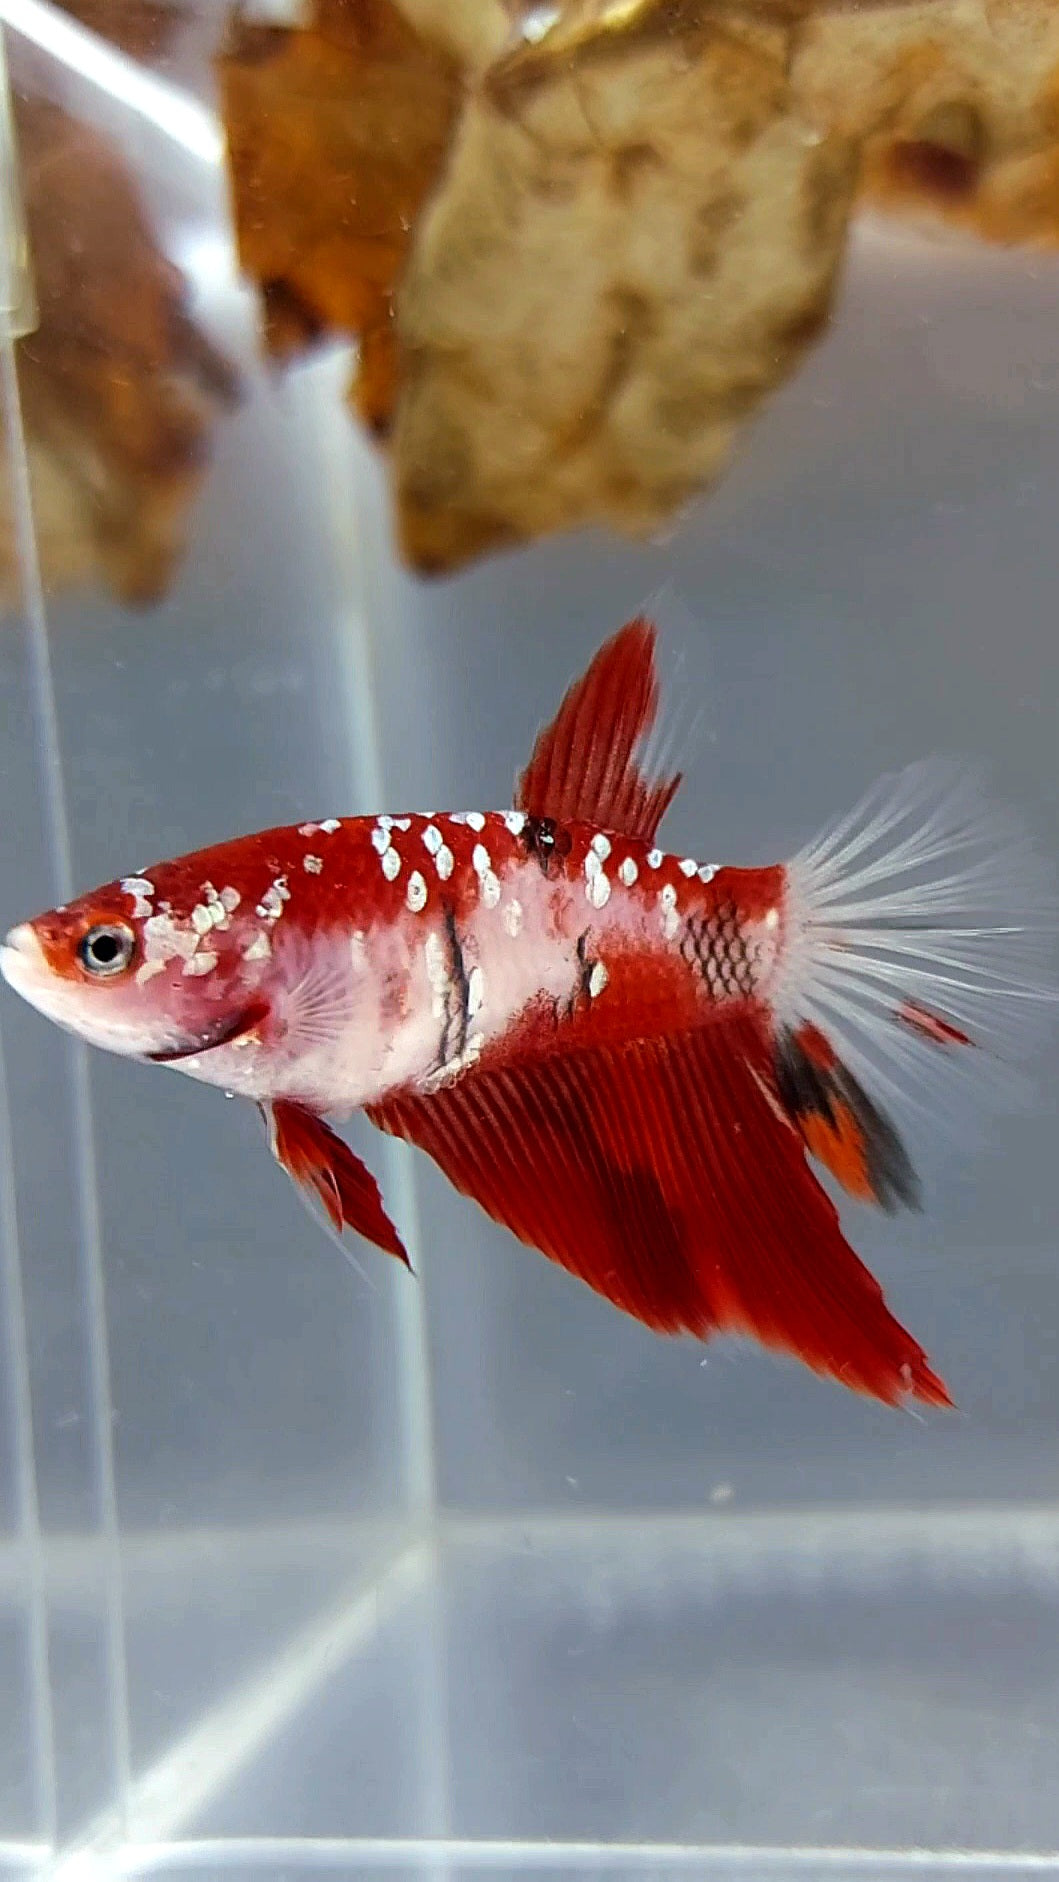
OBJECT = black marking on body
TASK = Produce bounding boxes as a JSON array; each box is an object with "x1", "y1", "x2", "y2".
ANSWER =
[
  {"x1": 552, "y1": 930, "x2": 598, "y2": 1028},
  {"x1": 439, "y1": 902, "x2": 471, "y2": 1068},
  {"x1": 520, "y1": 815, "x2": 573, "y2": 880}
]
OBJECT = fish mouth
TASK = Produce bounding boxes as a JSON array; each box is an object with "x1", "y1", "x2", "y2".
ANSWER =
[
  {"x1": 0, "y1": 923, "x2": 45, "y2": 998},
  {"x1": 147, "y1": 1000, "x2": 268, "y2": 1063}
]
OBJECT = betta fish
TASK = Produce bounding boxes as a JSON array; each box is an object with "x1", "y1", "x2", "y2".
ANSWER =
[{"x1": 0, "y1": 620, "x2": 1049, "y2": 1406}]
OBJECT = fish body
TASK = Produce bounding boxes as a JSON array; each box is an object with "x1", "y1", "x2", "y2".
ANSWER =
[
  {"x1": 1, "y1": 619, "x2": 1049, "y2": 1407},
  {"x1": 5, "y1": 811, "x2": 779, "y2": 1111}
]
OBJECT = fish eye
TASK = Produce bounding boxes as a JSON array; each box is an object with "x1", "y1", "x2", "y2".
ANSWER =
[{"x1": 78, "y1": 922, "x2": 136, "y2": 978}]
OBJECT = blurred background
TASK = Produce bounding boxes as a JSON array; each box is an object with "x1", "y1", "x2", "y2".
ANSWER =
[{"x1": 1, "y1": 2, "x2": 1058, "y2": 1875}]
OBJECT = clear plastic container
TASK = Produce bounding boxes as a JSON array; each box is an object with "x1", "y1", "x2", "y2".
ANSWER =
[{"x1": 1, "y1": 6, "x2": 1058, "y2": 1878}]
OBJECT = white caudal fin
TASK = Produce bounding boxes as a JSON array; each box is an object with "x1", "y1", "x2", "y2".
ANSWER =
[{"x1": 772, "y1": 758, "x2": 1057, "y2": 1141}]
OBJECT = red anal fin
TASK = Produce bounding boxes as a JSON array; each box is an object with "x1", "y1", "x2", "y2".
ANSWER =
[
  {"x1": 773, "y1": 1022, "x2": 921, "y2": 1214},
  {"x1": 267, "y1": 1100, "x2": 410, "y2": 1266},
  {"x1": 515, "y1": 617, "x2": 681, "y2": 843},
  {"x1": 368, "y1": 1018, "x2": 952, "y2": 1410}
]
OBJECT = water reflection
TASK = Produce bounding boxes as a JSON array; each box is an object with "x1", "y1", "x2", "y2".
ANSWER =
[{"x1": 2, "y1": 76, "x2": 238, "y2": 608}]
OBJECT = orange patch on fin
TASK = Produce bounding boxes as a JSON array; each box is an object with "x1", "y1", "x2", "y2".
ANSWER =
[
  {"x1": 897, "y1": 1000, "x2": 975, "y2": 1049},
  {"x1": 774, "y1": 1023, "x2": 921, "y2": 1215},
  {"x1": 798, "y1": 1108, "x2": 875, "y2": 1205},
  {"x1": 515, "y1": 617, "x2": 681, "y2": 842},
  {"x1": 369, "y1": 1016, "x2": 952, "y2": 1411},
  {"x1": 268, "y1": 1099, "x2": 410, "y2": 1265}
]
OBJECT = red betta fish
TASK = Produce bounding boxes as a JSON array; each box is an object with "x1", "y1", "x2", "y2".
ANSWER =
[{"x1": 0, "y1": 620, "x2": 1048, "y2": 1406}]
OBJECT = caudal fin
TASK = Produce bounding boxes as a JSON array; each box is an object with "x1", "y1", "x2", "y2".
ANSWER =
[{"x1": 771, "y1": 759, "x2": 1055, "y2": 1205}]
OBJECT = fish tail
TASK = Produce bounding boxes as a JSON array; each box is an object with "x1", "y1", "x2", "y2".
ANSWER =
[{"x1": 769, "y1": 757, "x2": 1056, "y2": 1206}]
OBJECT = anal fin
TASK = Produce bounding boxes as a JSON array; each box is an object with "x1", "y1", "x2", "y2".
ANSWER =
[
  {"x1": 266, "y1": 1100, "x2": 410, "y2": 1266},
  {"x1": 368, "y1": 1018, "x2": 951, "y2": 1410}
]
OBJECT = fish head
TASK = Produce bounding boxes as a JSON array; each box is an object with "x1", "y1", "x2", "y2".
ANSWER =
[{"x1": 0, "y1": 864, "x2": 272, "y2": 1064}]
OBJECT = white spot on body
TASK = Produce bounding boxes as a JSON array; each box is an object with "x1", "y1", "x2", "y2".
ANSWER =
[
  {"x1": 424, "y1": 930, "x2": 448, "y2": 1019},
  {"x1": 435, "y1": 845, "x2": 454, "y2": 881},
  {"x1": 591, "y1": 833, "x2": 611, "y2": 860},
  {"x1": 504, "y1": 810, "x2": 526, "y2": 835},
  {"x1": 588, "y1": 961, "x2": 609, "y2": 998},
  {"x1": 584, "y1": 850, "x2": 601, "y2": 883},
  {"x1": 422, "y1": 824, "x2": 443, "y2": 855},
  {"x1": 183, "y1": 951, "x2": 218, "y2": 976},
  {"x1": 195, "y1": 884, "x2": 236, "y2": 931},
  {"x1": 121, "y1": 876, "x2": 153, "y2": 919},
  {"x1": 465, "y1": 812, "x2": 486, "y2": 832},
  {"x1": 423, "y1": 1028, "x2": 486, "y2": 1093},
  {"x1": 472, "y1": 843, "x2": 491, "y2": 877},
  {"x1": 142, "y1": 912, "x2": 198, "y2": 964},
  {"x1": 382, "y1": 847, "x2": 401, "y2": 882},
  {"x1": 371, "y1": 824, "x2": 391, "y2": 855},
  {"x1": 481, "y1": 871, "x2": 501, "y2": 908},
  {"x1": 406, "y1": 870, "x2": 428, "y2": 913},
  {"x1": 220, "y1": 887, "x2": 241, "y2": 912},
  {"x1": 467, "y1": 966, "x2": 485, "y2": 1016},
  {"x1": 393, "y1": 818, "x2": 412, "y2": 832},
  {"x1": 698, "y1": 864, "x2": 717, "y2": 885},
  {"x1": 256, "y1": 877, "x2": 291, "y2": 922},
  {"x1": 587, "y1": 871, "x2": 611, "y2": 910},
  {"x1": 679, "y1": 857, "x2": 698, "y2": 878},
  {"x1": 320, "y1": 819, "x2": 341, "y2": 834},
  {"x1": 135, "y1": 959, "x2": 166, "y2": 986},
  {"x1": 619, "y1": 857, "x2": 638, "y2": 887},
  {"x1": 647, "y1": 849, "x2": 663, "y2": 869},
  {"x1": 502, "y1": 899, "x2": 523, "y2": 937},
  {"x1": 659, "y1": 882, "x2": 680, "y2": 941},
  {"x1": 243, "y1": 932, "x2": 271, "y2": 962},
  {"x1": 303, "y1": 854, "x2": 323, "y2": 874}
]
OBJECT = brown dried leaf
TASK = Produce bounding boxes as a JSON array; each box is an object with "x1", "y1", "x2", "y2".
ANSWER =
[
  {"x1": 214, "y1": 0, "x2": 1059, "y2": 575},
  {"x1": 218, "y1": 0, "x2": 464, "y2": 434},
  {"x1": 53, "y1": 0, "x2": 190, "y2": 60},
  {"x1": 393, "y1": 0, "x2": 1059, "y2": 570},
  {"x1": 2, "y1": 95, "x2": 239, "y2": 611},
  {"x1": 393, "y1": 6, "x2": 856, "y2": 569},
  {"x1": 799, "y1": 2, "x2": 1059, "y2": 247}
]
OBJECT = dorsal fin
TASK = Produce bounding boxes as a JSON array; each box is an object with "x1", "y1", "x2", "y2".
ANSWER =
[{"x1": 515, "y1": 617, "x2": 681, "y2": 843}]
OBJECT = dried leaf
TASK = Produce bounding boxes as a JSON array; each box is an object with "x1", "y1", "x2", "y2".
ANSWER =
[
  {"x1": 2, "y1": 95, "x2": 239, "y2": 611},
  {"x1": 393, "y1": 0, "x2": 1059, "y2": 570},
  {"x1": 216, "y1": 0, "x2": 1059, "y2": 575},
  {"x1": 218, "y1": 0, "x2": 464, "y2": 433},
  {"x1": 53, "y1": 0, "x2": 190, "y2": 60},
  {"x1": 394, "y1": 5, "x2": 856, "y2": 568}
]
